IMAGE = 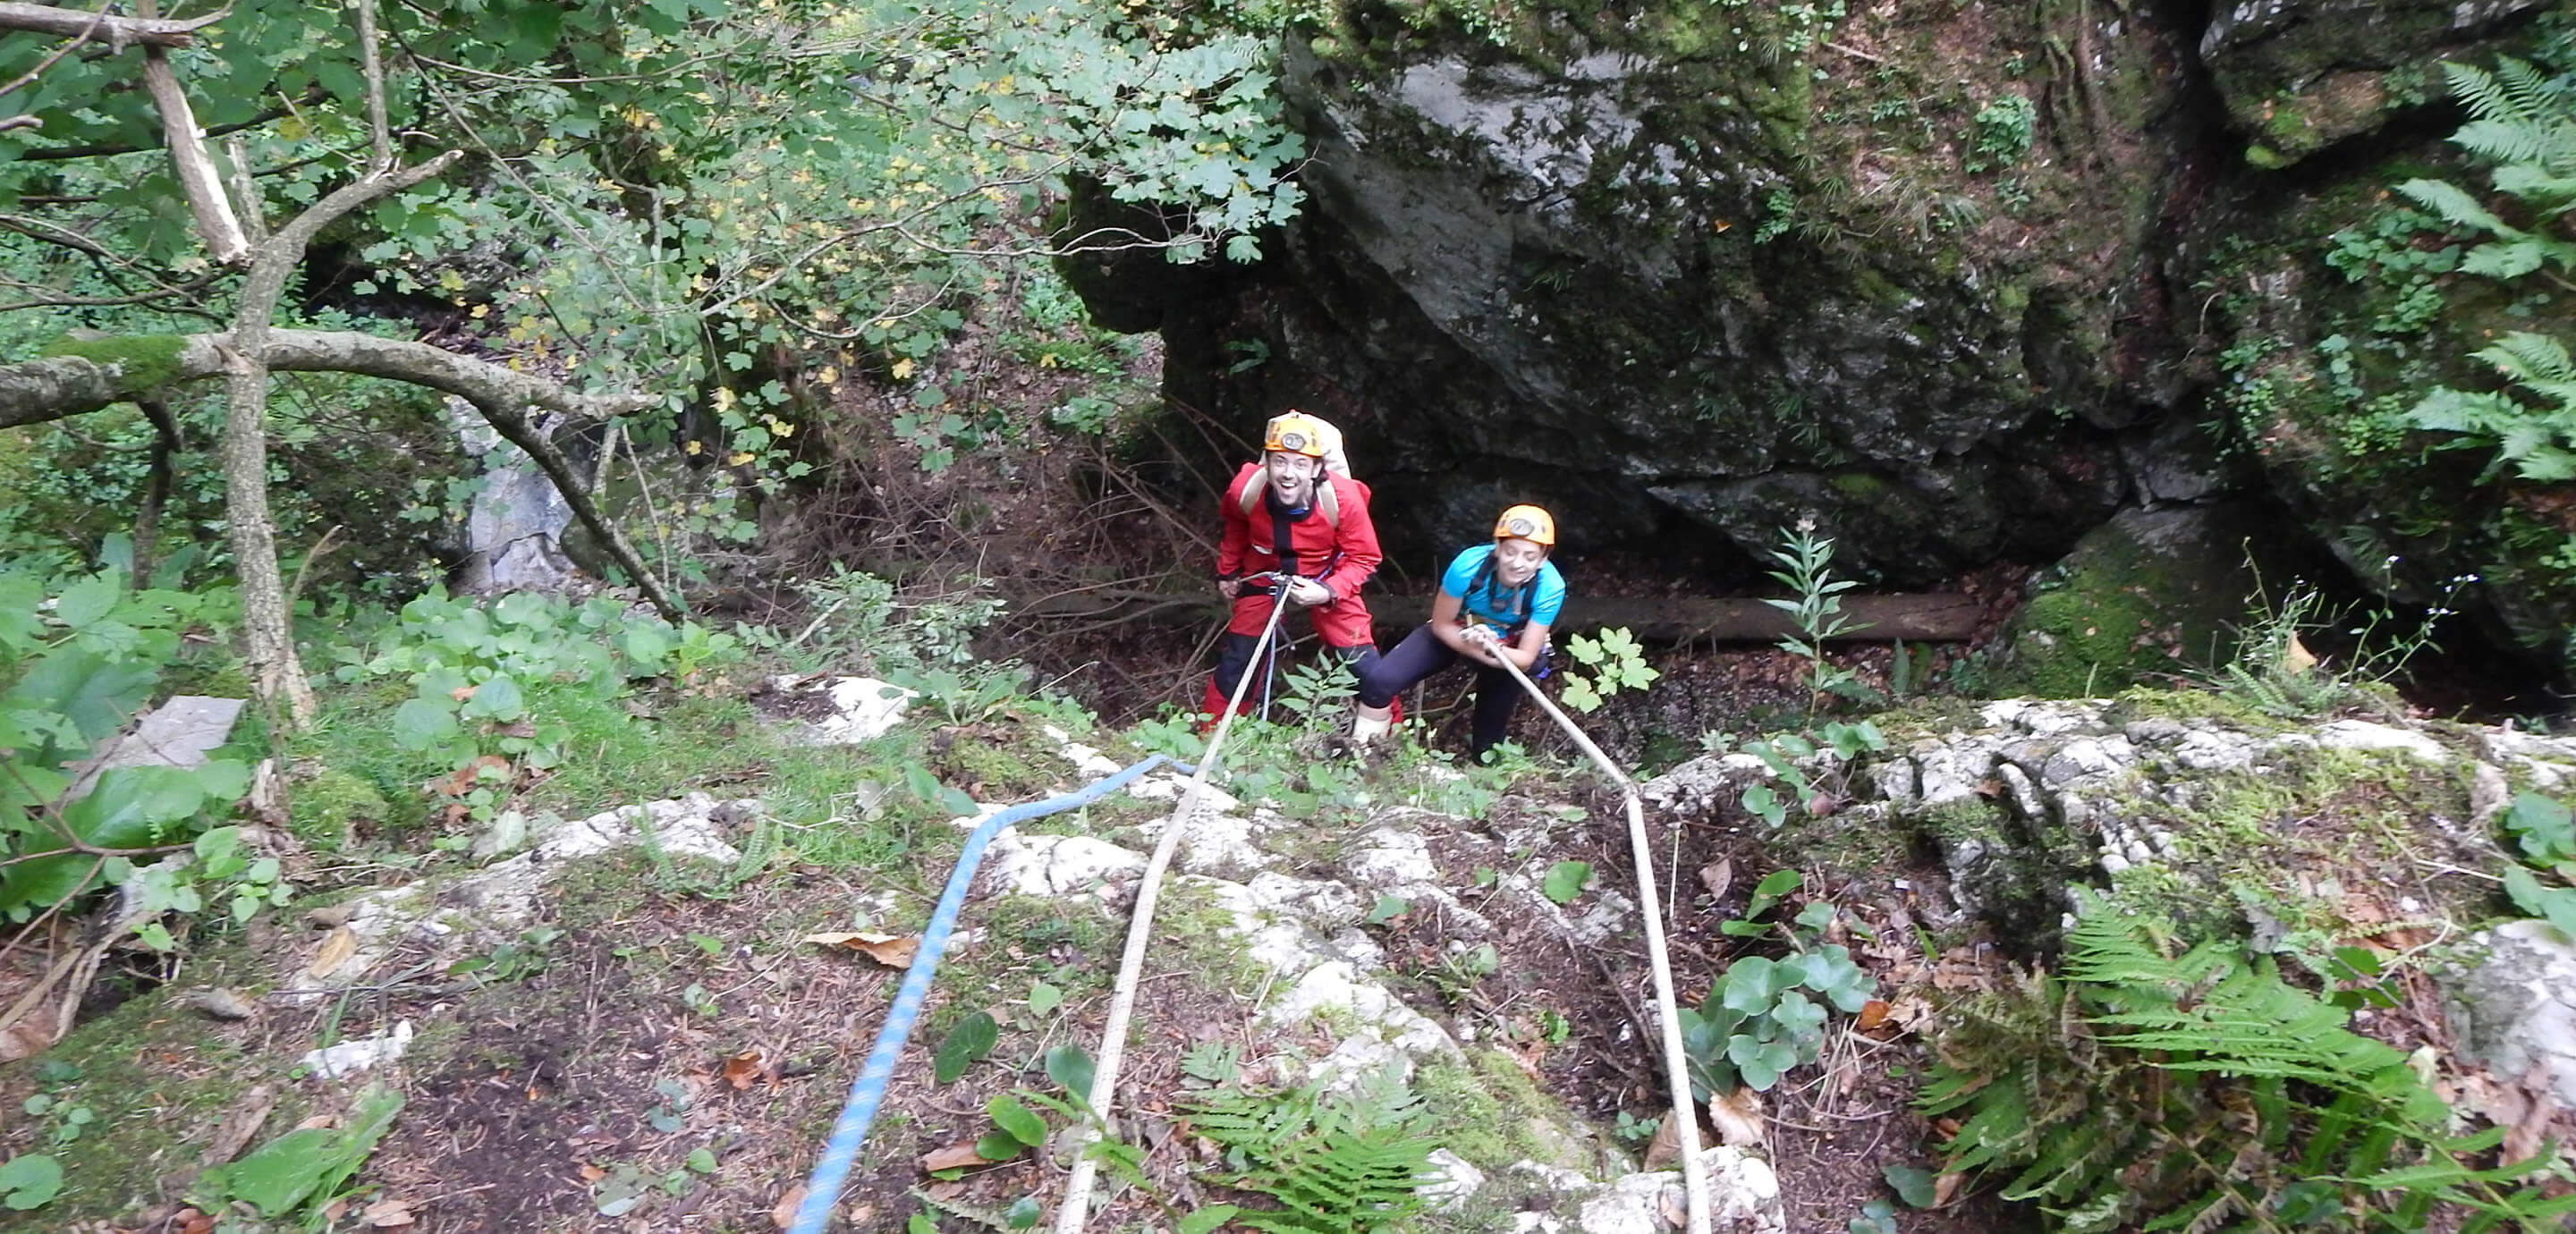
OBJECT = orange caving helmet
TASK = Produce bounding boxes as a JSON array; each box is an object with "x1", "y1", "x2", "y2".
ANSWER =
[
  {"x1": 1494, "y1": 504, "x2": 1555, "y2": 547},
  {"x1": 1263, "y1": 411, "x2": 1330, "y2": 459}
]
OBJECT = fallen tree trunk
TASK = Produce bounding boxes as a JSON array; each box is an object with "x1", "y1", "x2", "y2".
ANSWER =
[{"x1": 1016, "y1": 588, "x2": 1983, "y2": 642}]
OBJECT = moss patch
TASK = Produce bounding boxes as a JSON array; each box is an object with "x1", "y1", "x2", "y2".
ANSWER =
[{"x1": 36, "y1": 333, "x2": 191, "y2": 390}]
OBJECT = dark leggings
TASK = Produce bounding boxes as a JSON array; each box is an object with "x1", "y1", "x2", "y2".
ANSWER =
[{"x1": 1354, "y1": 624, "x2": 1534, "y2": 759}]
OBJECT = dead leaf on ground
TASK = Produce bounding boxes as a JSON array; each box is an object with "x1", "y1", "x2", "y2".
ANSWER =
[
  {"x1": 1710, "y1": 1087, "x2": 1766, "y2": 1147},
  {"x1": 1855, "y1": 999, "x2": 1893, "y2": 1033},
  {"x1": 771, "y1": 1184, "x2": 807, "y2": 1230},
  {"x1": 205, "y1": 1085, "x2": 279, "y2": 1164},
  {"x1": 1933, "y1": 1171, "x2": 1964, "y2": 1207},
  {"x1": 1659, "y1": 1189, "x2": 1688, "y2": 1229},
  {"x1": 723, "y1": 1050, "x2": 765, "y2": 1090},
  {"x1": 292, "y1": 1112, "x2": 339, "y2": 1132},
  {"x1": 435, "y1": 754, "x2": 512, "y2": 798},
  {"x1": 802, "y1": 932, "x2": 919, "y2": 968},
  {"x1": 361, "y1": 1198, "x2": 416, "y2": 1228},
  {"x1": 2506, "y1": 1066, "x2": 2561, "y2": 1163},
  {"x1": 1698, "y1": 858, "x2": 1733, "y2": 902},
  {"x1": 174, "y1": 1210, "x2": 214, "y2": 1234},
  {"x1": 919, "y1": 1139, "x2": 992, "y2": 1173},
  {"x1": 1642, "y1": 1113, "x2": 1682, "y2": 1169},
  {"x1": 578, "y1": 1163, "x2": 608, "y2": 1183},
  {"x1": 305, "y1": 926, "x2": 360, "y2": 979}
]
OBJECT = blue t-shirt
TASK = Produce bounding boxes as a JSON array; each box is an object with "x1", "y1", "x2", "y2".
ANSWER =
[{"x1": 1441, "y1": 545, "x2": 1565, "y2": 634}]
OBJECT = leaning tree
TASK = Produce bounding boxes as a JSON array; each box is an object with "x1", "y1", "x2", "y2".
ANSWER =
[{"x1": 0, "y1": 0, "x2": 1307, "y2": 725}]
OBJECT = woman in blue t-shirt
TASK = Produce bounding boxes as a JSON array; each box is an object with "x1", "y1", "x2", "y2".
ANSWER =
[{"x1": 1352, "y1": 504, "x2": 1566, "y2": 760}]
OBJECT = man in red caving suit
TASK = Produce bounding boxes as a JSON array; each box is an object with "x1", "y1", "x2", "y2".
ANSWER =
[{"x1": 1203, "y1": 411, "x2": 1390, "y2": 724}]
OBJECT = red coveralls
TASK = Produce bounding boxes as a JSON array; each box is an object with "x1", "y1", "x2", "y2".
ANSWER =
[{"x1": 1203, "y1": 462, "x2": 1385, "y2": 720}]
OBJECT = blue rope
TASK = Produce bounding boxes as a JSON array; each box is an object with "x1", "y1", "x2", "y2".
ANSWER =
[{"x1": 789, "y1": 753, "x2": 1194, "y2": 1234}]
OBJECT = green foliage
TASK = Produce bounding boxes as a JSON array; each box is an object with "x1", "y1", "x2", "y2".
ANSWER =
[
  {"x1": 1677, "y1": 883, "x2": 1876, "y2": 1095},
  {"x1": 194, "y1": 1084, "x2": 404, "y2": 1228},
  {"x1": 2196, "y1": 573, "x2": 2453, "y2": 718},
  {"x1": 2499, "y1": 791, "x2": 2576, "y2": 938},
  {"x1": 2406, "y1": 332, "x2": 2576, "y2": 480},
  {"x1": 1921, "y1": 909, "x2": 2574, "y2": 1231},
  {"x1": 1176, "y1": 1068, "x2": 1438, "y2": 1233},
  {"x1": 0, "y1": 1153, "x2": 63, "y2": 1211},
  {"x1": 2368, "y1": 55, "x2": 2576, "y2": 484},
  {"x1": 1762, "y1": 521, "x2": 1871, "y2": 721},
  {"x1": 1, "y1": 569, "x2": 252, "y2": 925},
  {"x1": 935, "y1": 1011, "x2": 1002, "y2": 1085},
  {"x1": 326, "y1": 588, "x2": 739, "y2": 789},
  {"x1": 1736, "y1": 721, "x2": 1885, "y2": 828},
  {"x1": 1539, "y1": 860, "x2": 1592, "y2": 905},
  {"x1": 738, "y1": 565, "x2": 1001, "y2": 678},
  {"x1": 1966, "y1": 95, "x2": 2038, "y2": 173},
  {"x1": 1557, "y1": 626, "x2": 1658, "y2": 714}
]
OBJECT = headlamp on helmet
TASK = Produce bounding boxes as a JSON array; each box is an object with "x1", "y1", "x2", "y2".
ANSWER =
[
  {"x1": 1493, "y1": 504, "x2": 1556, "y2": 547},
  {"x1": 1264, "y1": 412, "x2": 1330, "y2": 460}
]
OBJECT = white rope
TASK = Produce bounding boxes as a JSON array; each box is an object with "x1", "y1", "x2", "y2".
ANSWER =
[
  {"x1": 1051, "y1": 586, "x2": 1293, "y2": 1234},
  {"x1": 1488, "y1": 644, "x2": 1713, "y2": 1234}
]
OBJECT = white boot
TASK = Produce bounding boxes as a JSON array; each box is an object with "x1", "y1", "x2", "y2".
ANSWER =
[{"x1": 1350, "y1": 705, "x2": 1392, "y2": 747}]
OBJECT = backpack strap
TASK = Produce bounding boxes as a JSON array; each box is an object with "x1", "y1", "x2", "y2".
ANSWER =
[{"x1": 1464, "y1": 554, "x2": 1536, "y2": 634}]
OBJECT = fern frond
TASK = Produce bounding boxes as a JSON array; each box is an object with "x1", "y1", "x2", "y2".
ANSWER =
[
  {"x1": 2478, "y1": 331, "x2": 2576, "y2": 389},
  {"x1": 2397, "y1": 176, "x2": 2513, "y2": 232}
]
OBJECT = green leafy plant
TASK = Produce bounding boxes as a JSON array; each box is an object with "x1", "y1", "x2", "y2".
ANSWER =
[
  {"x1": 0, "y1": 1154, "x2": 63, "y2": 1212},
  {"x1": 935, "y1": 1011, "x2": 1002, "y2": 1086},
  {"x1": 1558, "y1": 626, "x2": 1659, "y2": 713},
  {"x1": 1677, "y1": 943, "x2": 1876, "y2": 1094},
  {"x1": 194, "y1": 1084, "x2": 404, "y2": 1227},
  {"x1": 1176, "y1": 1067, "x2": 1439, "y2": 1233},
  {"x1": 449, "y1": 926, "x2": 564, "y2": 985},
  {"x1": 1540, "y1": 860, "x2": 1593, "y2": 905},
  {"x1": 1762, "y1": 521, "x2": 1872, "y2": 720},
  {"x1": 1966, "y1": 94, "x2": 2038, "y2": 173},
  {"x1": 1921, "y1": 908, "x2": 2575, "y2": 1231},
  {"x1": 1738, "y1": 721, "x2": 1885, "y2": 828},
  {"x1": 1, "y1": 569, "x2": 250, "y2": 925},
  {"x1": 2499, "y1": 791, "x2": 2576, "y2": 938}
]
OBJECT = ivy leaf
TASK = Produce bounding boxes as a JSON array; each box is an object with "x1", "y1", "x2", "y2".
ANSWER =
[
  {"x1": 1540, "y1": 860, "x2": 1591, "y2": 905},
  {"x1": 988, "y1": 1095, "x2": 1046, "y2": 1148},
  {"x1": 932, "y1": 1012, "x2": 998, "y2": 1085},
  {"x1": 1044, "y1": 1044, "x2": 1096, "y2": 1108},
  {"x1": 1883, "y1": 1164, "x2": 1938, "y2": 1208},
  {"x1": 1003, "y1": 1195, "x2": 1042, "y2": 1229},
  {"x1": 0, "y1": 1154, "x2": 62, "y2": 1211},
  {"x1": 390, "y1": 698, "x2": 459, "y2": 750},
  {"x1": 1559, "y1": 675, "x2": 1600, "y2": 713}
]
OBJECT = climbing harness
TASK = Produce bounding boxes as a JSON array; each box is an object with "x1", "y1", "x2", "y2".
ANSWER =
[
  {"x1": 1049, "y1": 588, "x2": 1294, "y2": 1234},
  {"x1": 1487, "y1": 642, "x2": 1713, "y2": 1234},
  {"x1": 785, "y1": 752, "x2": 1196, "y2": 1234}
]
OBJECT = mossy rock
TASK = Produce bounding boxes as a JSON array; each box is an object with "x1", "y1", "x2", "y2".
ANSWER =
[
  {"x1": 288, "y1": 768, "x2": 393, "y2": 852},
  {"x1": 1993, "y1": 502, "x2": 2315, "y2": 698}
]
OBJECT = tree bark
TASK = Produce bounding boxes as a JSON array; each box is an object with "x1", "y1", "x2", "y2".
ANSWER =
[
  {"x1": 221, "y1": 153, "x2": 459, "y2": 728},
  {"x1": 139, "y1": 46, "x2": 247, "y2": 264},
  {"x1": 0, "y1": 3, "x2": 224, "y2": 47},
  {"x1": 0, "y1": 329, "x2": 657, "y2": 428},
  {"x1": 0, "y1": 329, "x2": 683, "y2": 623},
  {"x1": 1018, "y1": 589, "x2": 1987, "y2": 643},
  {"x1": 131, "y1": 397, "x2": 180, "y2": 588}
]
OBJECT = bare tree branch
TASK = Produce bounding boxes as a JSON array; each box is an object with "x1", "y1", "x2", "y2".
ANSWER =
[
  {"x1": 0, "y1": 325, "x2": 673, "y2": 428},
  {"x1": 135, "y1": 0, "x2": 248, "y2": 264},
  {"x1": 0, "y1": 2, "x2": 225, "y2": 48}
]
